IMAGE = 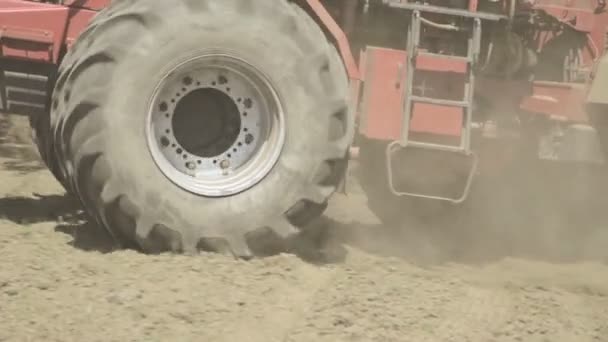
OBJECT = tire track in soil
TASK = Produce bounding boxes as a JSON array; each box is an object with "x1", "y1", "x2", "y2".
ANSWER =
[
  {"x1": 282, "y1": 252, "x2": 512, "y2": 342},
  {"x1": 450, "y1": 260, "x2": 608, "y2": 342},
  {"x1": 283, "y1": 254, "x2": 608, "y2": 342},
  {"x1": 196, "y1": 256, "x2": 337, "y2": 342},
  {"x1": 0, "y1": 235, "x2": 337, "y2": 342}
]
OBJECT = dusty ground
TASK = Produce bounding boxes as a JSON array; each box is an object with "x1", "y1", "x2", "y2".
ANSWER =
[{"x1": 1, "y1": 112, "x2": 608, "y2": 342}]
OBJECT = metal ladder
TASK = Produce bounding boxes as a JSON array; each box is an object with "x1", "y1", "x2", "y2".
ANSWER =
[{"x1": 385, "y1": 9, "x2": 482, "y2": 203}]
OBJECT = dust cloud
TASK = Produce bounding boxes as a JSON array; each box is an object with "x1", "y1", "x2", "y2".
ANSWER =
[{"x1": 334, "y1": 155, "x2": 608, "y2": 267}]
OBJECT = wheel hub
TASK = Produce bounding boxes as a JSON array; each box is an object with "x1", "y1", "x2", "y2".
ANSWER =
[{"x1": 147, "y1": 55, "x2": 285, "y2": 197}]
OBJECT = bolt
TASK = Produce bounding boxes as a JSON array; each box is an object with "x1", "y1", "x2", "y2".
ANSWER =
[
  {"x1": 244, "y1": 98, "x2": 253, "y2": 109},
  {"x1": 186, "y1": 161, "x2": 196, "y2": 170},
  {"x1": 245, "y1": 133, "x2": 254, "y2": 145},
  {"x1": 219, "y1": 159, "x2": 230, "y2": 169},
  {"x1": 160, "y1": 136, "x2": 170, "y2": 147}
]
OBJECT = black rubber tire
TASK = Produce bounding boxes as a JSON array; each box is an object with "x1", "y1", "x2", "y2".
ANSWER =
[
  {"x1": 29, "y1": 77, "x2": 70, "y2": 191},
  {"x1": 48, "y1": 0, "x2": 353, "y2": 257},
  {"x1": 31, "y1": 109, "x2": 67, "y2": 188}
]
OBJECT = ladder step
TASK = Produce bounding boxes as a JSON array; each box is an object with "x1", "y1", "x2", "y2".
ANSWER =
[
  {"x1": 406, "y1": 141, "x2": 466, "y2": 153},
  {"x1": 384, "y1": 0, "x2": 508, "y2": 21},
  {"x1": 417, "y1": 52, "x2": 471, "y2": 63},
  {"x1": 410, "y1": 96, "x2": 469, "y2": 107}
]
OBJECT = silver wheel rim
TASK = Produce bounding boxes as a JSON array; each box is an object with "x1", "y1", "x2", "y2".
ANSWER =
[{"x1": 146, "y1": 54, "x2": 285, "y2": 197}]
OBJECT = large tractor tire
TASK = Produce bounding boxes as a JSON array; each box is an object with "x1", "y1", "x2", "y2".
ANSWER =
[
  {"x1": 30, "y1": 84, "x2": 69, "y2": 191},
  {"x1": 47, "y1": 0, "x2": 353, "y2": 257}
]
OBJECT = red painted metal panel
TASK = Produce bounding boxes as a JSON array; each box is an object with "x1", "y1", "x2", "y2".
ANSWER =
[
  {"x1": 520, "y1": 81, "x2": 589, "y2": 122},
  {"x1": 359, "y1": 47, "x2": 464, "y2": 140},
  {"x1": 0, "y1": 1, "x2": 68, "y2": 62},
  {"x1": 411, "y1": 103, "x2": 462, "y2": 137},
  {"x1": 469, "y1": 0, "x2": 479, "y2": 12},
  {"x1": 0, "y1": 0, "x2": 101, "y2": 63},
  {"x1": 63, "y1": 0, "x2": 110, "y2": 11},
  {"x1": 416, "y1": 54, "x2": 468, "y2": 73},
  {"x1": 64, "y1": 8, "x2": 97, "y2": 48},
  {"x1": 359, "y1": 47, "x2": 404, "y2": 140},
  {"x1": 305, "y1": 0, "x2": 360, "y2": 81},
  {"x1": 413, "y1": 70, "x2": 467, "y2": 101}
]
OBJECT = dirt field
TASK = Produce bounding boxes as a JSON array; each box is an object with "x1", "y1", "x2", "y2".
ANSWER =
[{"x1": 1, "y1": 112, "x2": 608, "y2": 342}]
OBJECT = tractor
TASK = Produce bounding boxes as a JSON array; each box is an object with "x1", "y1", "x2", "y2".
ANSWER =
[{"x1": 1, "y1": 0, "x2": 607, "y2": 258}]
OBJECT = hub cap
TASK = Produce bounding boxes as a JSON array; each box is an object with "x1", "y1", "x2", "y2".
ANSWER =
[{"x1": 146, "y1": 55, "x2": 285, "y2": 197}]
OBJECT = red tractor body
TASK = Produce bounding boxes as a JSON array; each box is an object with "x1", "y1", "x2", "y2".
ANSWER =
[
  {"x1": 349, "y1": 0, "x2": 608, "y2": 202},
  {"x1": 0, "y1": 0, "x2": 99, "y2": 63},
  {"x1": 2, "y1": 0, "x2": 608, "y2": 255},
  {"x1": 2, "y1": 1, "x2": 606, "y2": 152}
]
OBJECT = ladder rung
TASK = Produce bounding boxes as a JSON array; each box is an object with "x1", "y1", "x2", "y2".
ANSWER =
[
  {"x1": 417, "y1": 52, "x2": 471, "y2": 63},
  {"x1": 7, "y1": 100, "x2": 45, "y2": 109},
  {"x1": 384, "y1": 0, "x2": 507, "y2": 21},
  {"x1": 410, "y1": 96, "x2": 469, "y2": 107},
  {"x1": 406, "y1": 141, "x2": 466, "y2": 153}
]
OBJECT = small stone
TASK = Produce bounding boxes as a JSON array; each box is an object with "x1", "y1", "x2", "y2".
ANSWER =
[
  {"x1": 36, "y1": 284, "x2": 50, "y2": 290},
  {"x1": 107, "y1": 295, "x2": 122, "y2": 304}
]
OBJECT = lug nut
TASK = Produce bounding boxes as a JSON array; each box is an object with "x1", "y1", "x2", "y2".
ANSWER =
[
  {"x1": 245, "y1": 133, "x2": 254, "y2": 145},
  {"x1": 220, "y1": 159, "x2": 230, "y2": 169}
]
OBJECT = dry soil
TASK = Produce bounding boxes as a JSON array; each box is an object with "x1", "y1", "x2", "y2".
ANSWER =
[{"x1": 1, "y1": 113, "x2": 608, "y2": 342}]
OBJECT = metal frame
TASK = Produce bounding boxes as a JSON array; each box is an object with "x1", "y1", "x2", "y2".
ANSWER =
[
  {"x1": 384, "y1": 9, "x2": 483, "y2": 203},
  {"x1": 383, "y1": 0, "x2": 508, "y2": 21},
  {"x1": 385, "y1": 140, "x2": 479, "y2": 203}
]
